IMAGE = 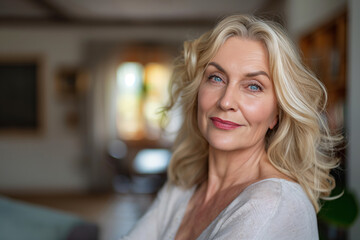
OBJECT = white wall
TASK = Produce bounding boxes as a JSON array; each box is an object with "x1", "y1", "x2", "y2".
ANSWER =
[
  {"x1": 0, "y1": 25, "x2": 208, "y2": 193},
  {"x1": 0, "y1": 29, "x2": 86, "y2": 192}
]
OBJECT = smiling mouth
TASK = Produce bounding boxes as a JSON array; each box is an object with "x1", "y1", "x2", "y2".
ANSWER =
[{"x1": 210, "y1": 117, "x2": 241, "y2": 130}]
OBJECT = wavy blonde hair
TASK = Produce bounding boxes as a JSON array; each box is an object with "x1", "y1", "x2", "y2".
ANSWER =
[{"x1": 164, "y1": 15, "x2": 341, "y2": 212}]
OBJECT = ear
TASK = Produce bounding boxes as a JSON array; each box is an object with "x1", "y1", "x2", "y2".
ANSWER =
[{"x1": 269, "y1": 115, "x2": 278, "y2": 130}]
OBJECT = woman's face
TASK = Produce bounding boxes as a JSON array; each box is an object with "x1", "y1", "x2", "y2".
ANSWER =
[{"x1": 197, "y1": 37, "x2": 278, "y2": 152}]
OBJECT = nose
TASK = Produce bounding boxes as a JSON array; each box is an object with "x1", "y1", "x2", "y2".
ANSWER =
[{"x1": 218, "y1": 84, "x2": 238, "y2": 111}]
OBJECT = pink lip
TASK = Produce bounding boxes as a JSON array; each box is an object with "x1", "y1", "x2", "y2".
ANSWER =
[{"x1": 210, "y1": 117, "x2": 241, "y2": 130}]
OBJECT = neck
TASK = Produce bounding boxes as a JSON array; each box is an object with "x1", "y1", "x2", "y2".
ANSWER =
[{"x1": 203, "y1": 141, "x2": 269, "y2": 202}]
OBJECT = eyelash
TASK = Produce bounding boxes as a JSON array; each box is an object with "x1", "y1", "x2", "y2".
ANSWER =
[
  {"x1": 208, "y1": 74, "x2": 224, "y2": 83},
  {"x1": 208, "y1": 74, "x2": 263, "y2": 92},
  {"x1": 247, "y1": 83, "x2": 263, "y2": 92}
]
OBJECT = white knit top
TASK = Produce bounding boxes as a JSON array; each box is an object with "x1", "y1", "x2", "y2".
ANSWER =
[{"x1": 120, "y1": 178, "x2": 319, "y2": 240}]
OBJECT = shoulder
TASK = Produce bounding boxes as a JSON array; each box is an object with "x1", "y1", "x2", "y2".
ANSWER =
[
  {"x1": 250, "y1": 179, "x2": 316, "y2": 218},
  {"x1": 244, "y1": 178, "x2": 313, "y2": 211},
  {"x1": 252, "y1": 179, "x2": 318, "y2": 239},
  {"x1": 228, "y1": 178, "x2": 315, "y2": 218},
  {"x1": 228, "y1": 178, "x2": 313, "y2": 216},
  {"x1": 154, "y1": 181, "x2": 195, "y2": 218},
  {"x1": 122, "y1": 182, "x2": 195, "y2": 240},
  {"x1": 210, "y1": 179, "x2": 318, "y2": 240}
]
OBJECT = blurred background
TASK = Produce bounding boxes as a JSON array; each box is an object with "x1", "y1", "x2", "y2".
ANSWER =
[{"x1": 0, "y1": 0, "x2": 359, "y2": 239}]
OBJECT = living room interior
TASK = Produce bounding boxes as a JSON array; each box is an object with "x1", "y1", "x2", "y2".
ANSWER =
[{"x1": 0, "y1": 0, "x2": 359, "y2": 239}]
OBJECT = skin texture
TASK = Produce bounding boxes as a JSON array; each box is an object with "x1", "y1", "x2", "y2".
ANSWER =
[
  {"x1": 175, "y1": 37, "x2": 290, "y2": 240},
  {"x1": 198, "y1": 37, "x2": 278, "y2": 152}
]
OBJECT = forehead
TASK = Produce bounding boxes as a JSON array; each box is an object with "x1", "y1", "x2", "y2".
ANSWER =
[{"x1": 210, "y1": 37, "x2": 270, "y2": 73}]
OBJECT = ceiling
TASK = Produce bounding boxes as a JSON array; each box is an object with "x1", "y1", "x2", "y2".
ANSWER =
[{"x1": 0, "y1": 0, "x2": 281, "y2": 27}]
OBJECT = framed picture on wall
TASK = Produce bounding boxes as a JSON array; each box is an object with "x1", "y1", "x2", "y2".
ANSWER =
[{"x1": 0, "y1": 56, "x2": 44, "y2": 134}]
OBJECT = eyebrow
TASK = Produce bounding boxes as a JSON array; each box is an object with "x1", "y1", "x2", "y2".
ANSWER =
[{"x1": 208, "y1": 61, "x2": 270, "y2": 80}]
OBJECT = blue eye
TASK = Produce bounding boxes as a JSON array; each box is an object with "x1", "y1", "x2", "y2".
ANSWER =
[
  {"x1": 248, "y1": 84, "x2": 262, "y2": 91},
  {"x1": 214, "y1": 76, "x2": 222, "y2": 82},
  {"x1": 209, "y1": 75, "x2": 223, "y2": 83}
]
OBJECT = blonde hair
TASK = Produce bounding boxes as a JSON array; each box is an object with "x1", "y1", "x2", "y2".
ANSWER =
[{"x1": 164, "y1": 15, "x2": 341, "y2": 212}]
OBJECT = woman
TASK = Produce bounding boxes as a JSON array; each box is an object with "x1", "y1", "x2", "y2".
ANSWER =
[{"x1": 121, "y1": 15, "x2": 340, "y2": 240}]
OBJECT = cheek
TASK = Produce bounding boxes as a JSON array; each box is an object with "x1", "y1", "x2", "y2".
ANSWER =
[
  {"x1": 197, "y1": 86, "x2": 218, "y2": 129},
  {"x1": 198, "y1": 87, "x2": 216, "y2": 115},
  {"x1": 197, "y1": 90, "x2": 207, "y2": 130},
  {"x1": 241, "y1": 97, "x2": 277, "y2": 127}
]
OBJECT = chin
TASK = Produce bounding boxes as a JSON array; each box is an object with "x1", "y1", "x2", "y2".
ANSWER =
[{"x1": 207, "y1": 137, "x2": 243, "y2": 152}]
